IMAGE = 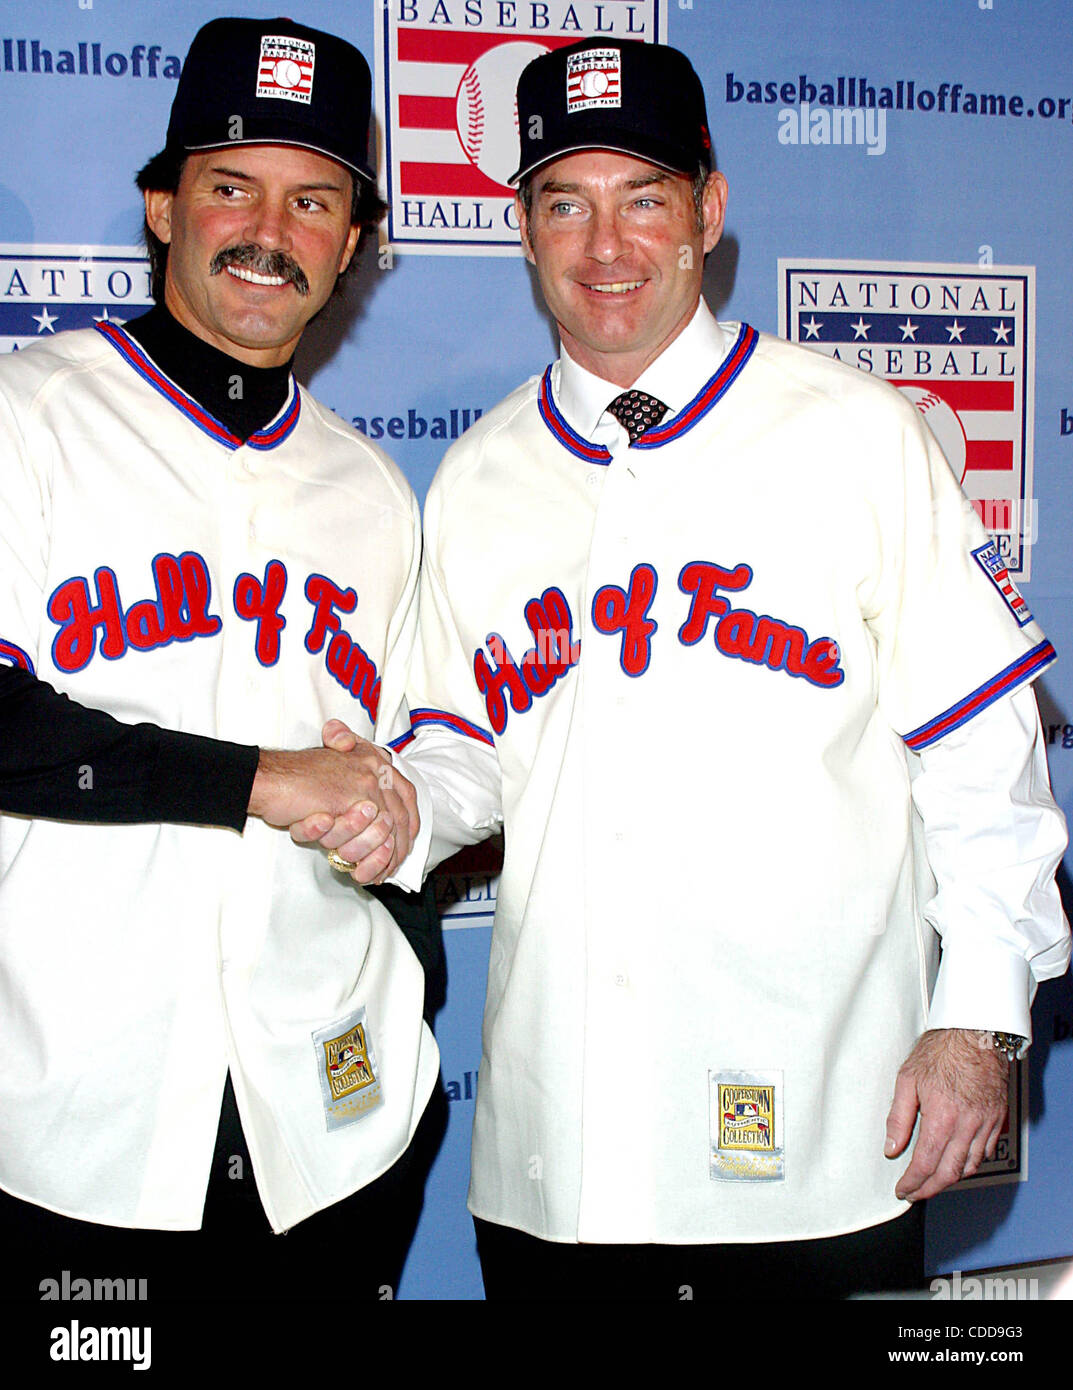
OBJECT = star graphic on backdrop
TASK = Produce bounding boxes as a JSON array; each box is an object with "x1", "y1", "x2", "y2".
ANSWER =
[
  {"x1": 851, "y1": 317, "x2": 871, "y2": 340},
  {"x1": 32, "y1": 306, "x2": 58, "y2": 333},
  {"x1": 946, "y1": 319, "x2": 965, "y2": 342},
  {"x1": 93, "y1": 307, "x2": 125, "y2": 326},
  {"x1": 992, "y1": 321, "x2": 1012, "y2": 343},
  {"x1": 899, "y1": 319, "x2": 918, "y2": 341},
  {"x1": 801, "y1": 316, "x2": 823, "y2": 339}
]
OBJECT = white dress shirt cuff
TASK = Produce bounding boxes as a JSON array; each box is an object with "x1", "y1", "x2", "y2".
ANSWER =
[{"x1": 382, "y1": 749, "x2": 435, "y2": 892}]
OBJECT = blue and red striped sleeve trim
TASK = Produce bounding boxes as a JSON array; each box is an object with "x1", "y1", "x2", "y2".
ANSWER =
[
  {"x1": 537, "y1": 368, "x2": 613, "y2": 465},
  {"x1": 633, "y1": 323, "x2": 759, "y2": 448},
  {"x1": 0, "y1": 638, "x2": 35, "y2": 673},
  {"x1": 403, "y1": 707, "x2": 496, "y2": 747},
  {"x1": 903, "y1": 639, "x2": 1057, "y2": 750},
  {"x1": 96, "y1": 322, "x2": 300, "y2": 451}
]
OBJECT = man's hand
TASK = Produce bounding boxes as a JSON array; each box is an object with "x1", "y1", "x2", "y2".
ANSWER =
[
  {"x1": 248, "y1": 722, "x2": 419, "y2": 884},
  {"x1": 885, "y1": 1028, "x2": 1009, "y2": 1201}
]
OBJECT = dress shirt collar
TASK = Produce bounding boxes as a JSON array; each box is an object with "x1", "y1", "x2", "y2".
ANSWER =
[{"x1": 555, "y1": 300, "x2": 731, "y2": 444}]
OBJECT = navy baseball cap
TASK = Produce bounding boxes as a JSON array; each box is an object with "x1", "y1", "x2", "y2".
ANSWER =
[
  {"x1": 166, "y1": 17, "x2": 376, "y2": 183},
  {"x1": 510, "y1": 39, "x2": 713, "y2": 184}
]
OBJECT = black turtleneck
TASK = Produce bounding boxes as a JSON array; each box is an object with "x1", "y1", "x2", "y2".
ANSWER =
[{"x1": 125, "y1": 305, "x2": 294, "y2": 443}]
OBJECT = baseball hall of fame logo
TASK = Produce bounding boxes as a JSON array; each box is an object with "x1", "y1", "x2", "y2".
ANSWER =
[
  {"x1": 375, "y1": 0, "x2": 666, "y2": 254},
  {"x1": 255, "y1": 32, "x2": 315, "y2": 104},
  {"x1": 779, "y1": 261, "x2": 1036, "y2": 577},
  {"x1": 1, "y1": 245, "x2": 152, "y2": 353}
]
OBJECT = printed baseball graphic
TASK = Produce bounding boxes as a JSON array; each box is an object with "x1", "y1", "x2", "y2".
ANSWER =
[
  {"x1": 456, "y1": 40, "x2": 549, "y2": 188},
  {"x1": 273, "y1": 58, "x2": 302, "y2": 88},
  {"x1": 897, "y1": 385, "x2": 969, "y2": 482}
]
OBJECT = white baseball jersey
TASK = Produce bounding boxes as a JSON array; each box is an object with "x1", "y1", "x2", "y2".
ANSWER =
[
  {"x1": 394, "y1": 304, "x2": 1067, "y2": 1245},
  {"x1": 0, "y1": 324, "x2": 439, "y2": 1232}
]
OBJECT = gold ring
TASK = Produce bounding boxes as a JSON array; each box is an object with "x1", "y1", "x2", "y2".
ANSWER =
[{"x1": 327, "y1": 849, "x2": 358, "y2": 873}]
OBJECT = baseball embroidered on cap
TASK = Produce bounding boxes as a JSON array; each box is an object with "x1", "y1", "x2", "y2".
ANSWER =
[
  {"x1": 256, "y1": 33, "x2": 315, "y2": 105},
  {"x1": 566, "y1": 47, "x2": 621, "y2": 113}
]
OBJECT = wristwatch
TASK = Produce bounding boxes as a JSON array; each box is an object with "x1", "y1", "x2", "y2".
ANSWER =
[{"x1": 989, "y1": 1031, "x2": 1026, "y2": 1062}]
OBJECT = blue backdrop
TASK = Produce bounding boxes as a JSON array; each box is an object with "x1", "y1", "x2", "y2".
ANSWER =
[{"x1": 2, "y1": 0, "x2": 1070, "y2": 1299}]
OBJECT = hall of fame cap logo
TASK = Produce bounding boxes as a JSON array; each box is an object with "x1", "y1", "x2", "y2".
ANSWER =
[
  {"x1": 566, "y1": 47, "x2": 621, "y2": 112},
  {"x1": 778, "y1": 260, "x2": 1036, "y2": 577},
  {"x1": 0, "y1": 245, "x2": 152, "y2": 354},
  {"x1": 375, "y1": 0, "x2": 666, "y2": 255},
  {"x1": 256, "y1": 34, "x2": 315, "y2": 104}
]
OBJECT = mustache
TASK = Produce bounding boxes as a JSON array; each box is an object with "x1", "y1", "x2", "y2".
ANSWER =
[{"x1": 209, "y1": 245, "x2": 310, "y2": 296}]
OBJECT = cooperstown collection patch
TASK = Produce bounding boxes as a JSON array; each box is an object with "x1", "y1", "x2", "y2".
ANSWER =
[
  {"x1": 313, "y1": 1007, "x2": 383, "y2": 1131},
  {"x1": 710, "y1": 1070, "x2": 785, "y2": 1181}
]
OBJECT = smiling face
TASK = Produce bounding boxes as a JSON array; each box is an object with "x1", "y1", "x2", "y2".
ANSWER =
[
  {"x1": 143, "y1": 144, "x2": 360, "y2": 367},
  {"x1": 517, "y1": 152, "x2": 727, "y2": 388}
]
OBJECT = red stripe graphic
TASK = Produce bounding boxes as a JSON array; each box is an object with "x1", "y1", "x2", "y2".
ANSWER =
[
  {"x1": 397, "y1": 28, "x2": 575, "y2": 64},
  {"x1": 399, "y1": 94, "x2": 458, "y2": 129},
  {"x1": 965, "y1": 440, "x2": 1014, "y2": 471},
  {"x1": 400, "y1": 161, "x2": 509, "y2": 197},
  {"x1": 398, "y1": 29, "x2": 516, "y2": 64},
  {"x1": 894, "y1": 380, "x2": 1015, "y2": 411}
]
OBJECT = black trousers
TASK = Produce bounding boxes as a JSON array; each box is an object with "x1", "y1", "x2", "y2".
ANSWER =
[
  {"x1": 474, "y1": 1204, "x2": 926, "y2": 1301},
  {"x1": 1, "y1": 1075, "x2": 447, "y2": 1303}
]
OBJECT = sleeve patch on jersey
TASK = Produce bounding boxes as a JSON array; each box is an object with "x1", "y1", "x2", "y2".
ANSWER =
[
  {"x1": 0, "y1": 638, "x2": 35, "y2": 673},
  {"x1": 972, "y1": 542, "x2": 1033, "y2": 627},
  {"x1": 903, "y1": 639, "x2": 1057, "y2": 750}
]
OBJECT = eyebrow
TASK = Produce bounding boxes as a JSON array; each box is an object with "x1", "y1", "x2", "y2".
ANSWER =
[
  {"x1": 205, "y1": 165, "x2": 347, "y2": 194},
  {"x1": 536, "y1": 171, "x2": 673, "y2": 197}
]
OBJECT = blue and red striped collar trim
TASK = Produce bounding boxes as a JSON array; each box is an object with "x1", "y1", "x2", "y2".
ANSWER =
[
  {"x1": 95, "y1": 321, "x2": 301, "y2": 452},
  {"x1": 537, "y1": 368, "x2": 613, "y2": 465},
  {"x1": 633, "y1": 323, "x2": 758, "y2": 449},
  {"x1": 538, "y1": 321, "x2": 758, "y2": 461}
]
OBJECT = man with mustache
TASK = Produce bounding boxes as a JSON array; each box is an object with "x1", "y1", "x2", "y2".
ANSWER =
[
  {"x1": 311, "y1": 38, "x2": 1069, "y2": 1299},
  {"x1": 0, "y1": 18, "x2": 439, "y2": 1300}
]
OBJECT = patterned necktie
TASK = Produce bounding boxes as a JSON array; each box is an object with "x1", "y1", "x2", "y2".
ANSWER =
[{"x1": 606, "y1": 389, "x2": 669, "y2": 444}]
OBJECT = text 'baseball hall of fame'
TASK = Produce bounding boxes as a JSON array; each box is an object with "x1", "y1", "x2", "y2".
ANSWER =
[
  {"x1": 779, "y1": 259, "x2": 1036, "y2": 577},
  {"x1": 375, "y1": 0, "x2": 667, "y2": 254}
]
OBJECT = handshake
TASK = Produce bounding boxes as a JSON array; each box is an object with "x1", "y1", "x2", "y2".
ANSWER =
[{"x1": 248, "y1": 719, "x2": 418, "y2": 885}]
